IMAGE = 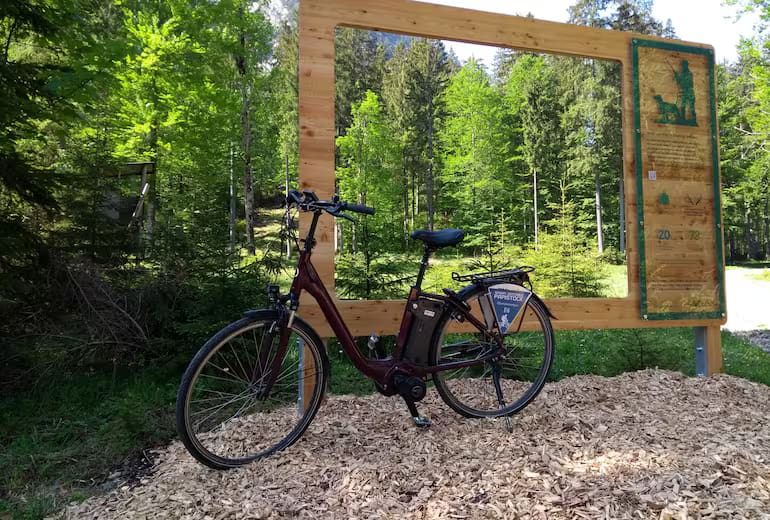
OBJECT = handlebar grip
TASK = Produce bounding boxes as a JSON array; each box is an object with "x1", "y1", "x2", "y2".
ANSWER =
[{"x1": 343, "y1": 202, "x2": 375, "y2": 215}]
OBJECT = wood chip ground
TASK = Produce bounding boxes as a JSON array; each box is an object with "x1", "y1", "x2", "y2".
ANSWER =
[{"x1": 56, "y1": 370, "x2": 770, "y2": 519}]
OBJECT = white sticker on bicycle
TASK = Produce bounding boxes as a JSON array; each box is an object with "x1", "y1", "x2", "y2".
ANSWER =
[{"x1": 487, "y1": 284, "x2": 532, "y2": 334}]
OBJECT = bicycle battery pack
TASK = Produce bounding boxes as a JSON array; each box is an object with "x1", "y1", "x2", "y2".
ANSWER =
[
  {"x1": 402, "y1": 297, "x2": 444, "y2": 365},
  {"x1": 485, "y1": 283, "x2": 531, "y2": 334}
]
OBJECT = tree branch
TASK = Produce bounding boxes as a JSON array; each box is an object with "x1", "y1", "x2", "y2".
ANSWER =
[{"x1": 3, "y1": 18, "x2": 19, "y2": 64}]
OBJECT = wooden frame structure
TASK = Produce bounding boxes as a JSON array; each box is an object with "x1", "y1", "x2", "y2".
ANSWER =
[{"x1": 296, "y1": 0, "x2": 726, "y2": 374}]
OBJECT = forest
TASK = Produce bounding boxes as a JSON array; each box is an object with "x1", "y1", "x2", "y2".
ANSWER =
[{"x1": 2, "y1": 0, "x2": 770, "y2": 516}]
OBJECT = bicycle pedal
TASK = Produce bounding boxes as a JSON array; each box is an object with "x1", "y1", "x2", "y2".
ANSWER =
[{"x1": 412, "y1": 416, "x2": 431, "y2": 428}]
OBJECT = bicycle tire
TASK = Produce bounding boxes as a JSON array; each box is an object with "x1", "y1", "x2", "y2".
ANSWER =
[
  {"x1": 176, "y1": 310, "x2": 329, "y2": 469},
  {"x1": 430, "y1": 285, "x2": 554, "y2": 418}
]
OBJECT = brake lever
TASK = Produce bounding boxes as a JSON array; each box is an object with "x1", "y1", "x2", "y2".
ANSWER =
[{"x1": 329, "y1": 210, "x2": 357, "y2": 223}]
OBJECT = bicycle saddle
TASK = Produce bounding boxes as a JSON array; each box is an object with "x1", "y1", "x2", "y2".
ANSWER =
[{"x1": 410, "y1": 228, "x2": 465, "y2": 248}]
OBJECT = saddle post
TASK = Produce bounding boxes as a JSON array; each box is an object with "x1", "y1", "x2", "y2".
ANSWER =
[{"x1": 414, "y1": 246, "x2": 435, "y2": 290}]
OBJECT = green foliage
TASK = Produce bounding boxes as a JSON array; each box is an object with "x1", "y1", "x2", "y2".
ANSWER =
[
  {"x1": 335, "y1": 252, "x2": 409, "y2": 300},
  {"x1": 336, "y1": 91, "x2": 403, "y2": 253},
  {"x1": 523, "y1": 191, "x2": 606, "y2": 298},
  {"x1": 440, "y1": 59, "x2": 509, "y2": 246},
  {"x1": 0, "y1": 363, "x2": 181, "y2": 519}
]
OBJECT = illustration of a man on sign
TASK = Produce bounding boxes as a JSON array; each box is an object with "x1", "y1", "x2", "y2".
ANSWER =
[
  {"x1": 674, "y1": 60, "x2": 696, "y2": 122},
  {"x1": 653, "y1": 59, "x2": 697, "y2": 126}
]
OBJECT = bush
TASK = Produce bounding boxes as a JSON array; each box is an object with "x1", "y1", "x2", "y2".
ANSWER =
[{"x1": 600, "y1": 245, "x2": 626, "y2": 265}]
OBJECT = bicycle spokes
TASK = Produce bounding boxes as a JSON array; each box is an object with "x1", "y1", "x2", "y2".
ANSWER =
[{"x1": 181, "y1": 318, "x2": 325, "y2": 466}]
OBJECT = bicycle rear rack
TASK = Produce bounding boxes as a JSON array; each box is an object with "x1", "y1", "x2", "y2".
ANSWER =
[{"x1": 451, "y1": 266, "x2": 535, "y2": 286}]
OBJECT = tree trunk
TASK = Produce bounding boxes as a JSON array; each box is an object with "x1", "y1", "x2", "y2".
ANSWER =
[
  {"x1": 237, "y1": 14, "x2": 256, "y2": 256},
  {"x1": 745, "y1": 203, "x2": 756, "y2": 260},
  {"x1": 285, "y1": 154, "x2": 292, "y2": 258},
  {"x1": 146, "y1": 118, "x2": 158, "y2": 250},
  {"x1": 411, "y1": 170, "x2": 416, "y2": 229},
  {"x1": 595, "y1": 169, "x2": 604, "y2": 253},
  {"x1": 533, "y1": 169, "x2": 539, "y2": 249},
  {"x1": 762, "y1": 196, "x2": 770, "y2": 260},
  {"x1": 403, "y1": 162, "x2": 409, "y2": 251},
  {"x1": 729, "y1": 228, "x2": 736, "y2": 263},
  {"x1": 427, "y1": 96, "x2": 435, "y2": 231},
  {"x1": 229, "y1": 143, "x2": 237, "y2": 254},
  {"x1": 241, "y1": 85, "x2": 255, "y2": 255}
]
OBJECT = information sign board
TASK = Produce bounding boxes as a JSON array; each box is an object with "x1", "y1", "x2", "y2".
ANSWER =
[{"x1": 633, "y1": 39, "x2": 725, "y2": 320}]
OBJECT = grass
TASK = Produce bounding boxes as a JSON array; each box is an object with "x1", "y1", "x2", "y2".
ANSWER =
[
  {"x1": 325, "y1": 328, "x2": 770, "y2": 396},
  {"x1": 748, "y1": 269, "x2": 770, "y2": 282},
  {"x1": 0, "y1": 362, "x2": 183, "y2": 519}
]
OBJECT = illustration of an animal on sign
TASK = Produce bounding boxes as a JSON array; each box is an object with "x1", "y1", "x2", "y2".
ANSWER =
[
  {"x1": 653, "y1": 95, "x2": 680, "y2": 123},
  {"x1": 652, "y1": 59, "x2": 697, "y2": 126}
]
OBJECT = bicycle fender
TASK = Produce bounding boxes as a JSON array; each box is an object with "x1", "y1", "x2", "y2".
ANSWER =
[{"x1": 528, "y1": 293, "x2": 557, "y2": 320}]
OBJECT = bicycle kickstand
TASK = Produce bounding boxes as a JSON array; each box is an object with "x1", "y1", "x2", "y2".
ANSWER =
[
  {"x1": 402, "y1": 396, "x2": 431, "y2": 428},
  {"x1": 393, "y1": 374, "x2": 430, "y2": 427}
]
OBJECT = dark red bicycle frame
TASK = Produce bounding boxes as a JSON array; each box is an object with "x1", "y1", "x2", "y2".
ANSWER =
[{"x1": 278, "y1": 210, "x2": 499, "y2": 392}]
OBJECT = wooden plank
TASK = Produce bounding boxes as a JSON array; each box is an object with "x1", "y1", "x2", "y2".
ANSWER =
[
  {"x1": 102, "y1": 162, "x2": 155, "y2": 177},
  {"x1": 299, "y1": 297, "x2": 725, "y2": 338},
  {"x1": 303, "y1": 0, "x2": 711, "y2": 60}
]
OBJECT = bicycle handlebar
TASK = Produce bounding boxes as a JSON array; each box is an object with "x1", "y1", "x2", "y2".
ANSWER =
[
  {"x1": 286, "y1": 189, "x2": 375, "y2": 217},
  {"x1": 341, "y1": 202, "x2": 375, "y2": 215}
]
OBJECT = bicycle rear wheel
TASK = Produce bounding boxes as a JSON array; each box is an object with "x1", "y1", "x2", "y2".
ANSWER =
[
  {"x1": 430, "y1": 285, "x2": 554, "y2": 418},
  {"x1": 176, "y1": 310, "x2": 329, "y2": 469}
]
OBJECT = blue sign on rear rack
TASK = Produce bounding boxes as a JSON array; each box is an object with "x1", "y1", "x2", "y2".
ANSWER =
[{"x1": 487, "y1": 284, "x2": 532, "y2": 334}]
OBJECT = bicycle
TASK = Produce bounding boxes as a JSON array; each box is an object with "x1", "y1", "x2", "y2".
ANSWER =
[{"x1": 176, "y1": 189, "x2": 555, "y2": 469}]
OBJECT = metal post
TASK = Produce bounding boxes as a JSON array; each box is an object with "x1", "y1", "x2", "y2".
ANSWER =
[{"x1": 694, "y1": 326, "x2": 707, "y2": 377}]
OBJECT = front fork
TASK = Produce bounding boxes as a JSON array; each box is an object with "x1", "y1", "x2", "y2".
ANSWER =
[{"x1": 253, "y1": 288, "x2": 297, "y2": 399}]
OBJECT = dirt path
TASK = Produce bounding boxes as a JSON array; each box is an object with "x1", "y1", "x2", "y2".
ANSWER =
[
  {"x1": 724, "y1": 269, "x2": 770, "y2": 353},
  {"x1": 724, "y1": 269, "x2": 770, "y2": 332}
]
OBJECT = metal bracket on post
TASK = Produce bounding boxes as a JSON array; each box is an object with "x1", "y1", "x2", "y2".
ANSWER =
[{"x1": 694, "y1": 326, "x2": 707, "y2": 377}]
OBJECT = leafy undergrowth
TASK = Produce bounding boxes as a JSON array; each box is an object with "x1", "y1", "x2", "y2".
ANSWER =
[{"x1": 0, "y1": 362, "x2": 183, "y2": 519}]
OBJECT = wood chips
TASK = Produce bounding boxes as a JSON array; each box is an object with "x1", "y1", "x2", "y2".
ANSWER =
[{"x1": 57, "y1": 370, "x2": 770, "y2": 519}]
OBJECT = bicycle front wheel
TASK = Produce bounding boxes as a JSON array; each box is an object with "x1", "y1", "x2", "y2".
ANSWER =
[
  {"x1": 430, "y1": 285, "x2": 554, "y2": 418},
  {"x1": 176, "y1": 310, "x2": 329, "y2": 469}
]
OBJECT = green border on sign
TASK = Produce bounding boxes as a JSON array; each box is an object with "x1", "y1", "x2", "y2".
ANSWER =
[{"x1": 632, "y1": 38, "x2": 725, "y2": 321}]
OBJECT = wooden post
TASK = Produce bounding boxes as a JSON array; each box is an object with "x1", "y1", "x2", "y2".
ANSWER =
[{"x1": 706, "y1": 325, "x2": 723, "y2": 375}]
